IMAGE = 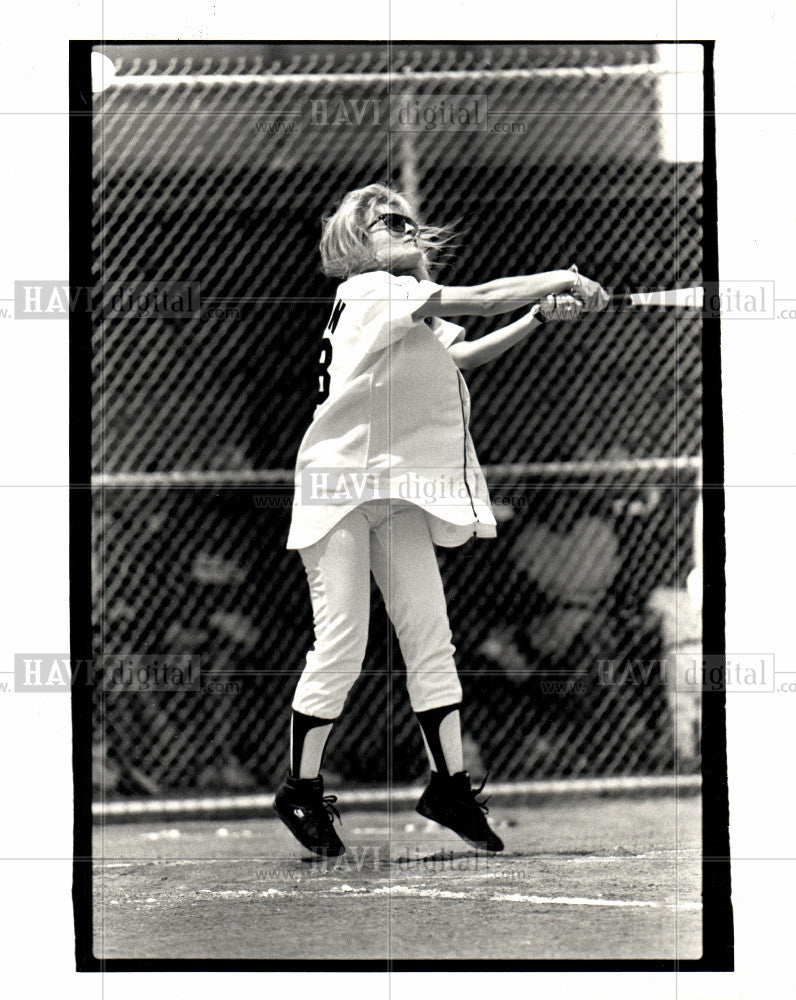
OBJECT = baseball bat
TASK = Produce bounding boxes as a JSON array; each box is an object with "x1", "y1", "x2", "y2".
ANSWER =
[{"x1": 608, "y1": 286, "x2": 704, "y2": 310}]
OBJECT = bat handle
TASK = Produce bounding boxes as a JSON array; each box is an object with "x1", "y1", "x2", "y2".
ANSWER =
[{"x1": 610, "y1": 291, "x2": 633, "y2": 311}]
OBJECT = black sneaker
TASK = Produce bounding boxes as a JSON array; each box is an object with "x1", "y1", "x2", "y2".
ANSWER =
[
  {"x1": 274, "y1": 774, "x2": 346, "y2": 857},
  {"x1": 416, "y1": 771, "x2": 504, "y2": 852}
]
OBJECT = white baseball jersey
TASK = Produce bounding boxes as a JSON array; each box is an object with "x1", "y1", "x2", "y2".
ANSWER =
[{"x1": 286, "y1": 270, "x2": 497, "y2": 550}]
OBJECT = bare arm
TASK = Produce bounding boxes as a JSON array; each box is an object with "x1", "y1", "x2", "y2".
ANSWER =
[
  {"x1": 448, "y1": 306, "x2": 545, "y2": 370},
  {"x1": 448, "y1": 293, "x2": 585, "y2": 370},
  {"x1": 412, "y1": 270, "x2": 577, "y2": 320}
]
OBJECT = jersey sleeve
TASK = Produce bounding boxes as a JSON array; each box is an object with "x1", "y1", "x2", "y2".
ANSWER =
[
  {"x1": 429, "y1": 318, "x2": 466, "y2": 350},
  {"x1": 357, "y1": 273, "x2": 444, "y2": 353}
]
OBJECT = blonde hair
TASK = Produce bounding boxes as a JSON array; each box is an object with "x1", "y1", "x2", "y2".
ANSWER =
[{"x1": 319, "y1": 183, "x2": 454, "y2": 278}]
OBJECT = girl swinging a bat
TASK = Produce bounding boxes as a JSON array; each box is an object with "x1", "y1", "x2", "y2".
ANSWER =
[{"x1": 275, "y1": 182, "x2": 609, "y2": 856}]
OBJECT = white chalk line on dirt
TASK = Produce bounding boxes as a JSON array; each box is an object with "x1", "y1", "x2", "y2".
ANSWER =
[
  {"x1": 489, "y1": 893, "x2": 701, "y2": 910},
  {"x1": 105, "y1": 884, "x2": 701, "y2": 910},
  {"x1": 349, "y1": 885, "x2": 701, "y2": 909}
]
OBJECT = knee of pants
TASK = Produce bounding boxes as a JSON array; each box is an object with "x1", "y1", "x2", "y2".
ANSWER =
[
  {"x1": 292, "y1": 643, "x2": 367, "y2": 719},
  {"x1": 310, "y1": 620, "x2": 368, "y2": 671},
  {"x1": 392, "y1": 612, "x2": 461, "y2": 713},
  {"x1": 396, "y1": 616, "x2": 455, "y2": 676}
]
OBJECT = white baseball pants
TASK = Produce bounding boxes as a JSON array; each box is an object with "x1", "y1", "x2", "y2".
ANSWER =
[{"x1": 292, "y1": 499, "x2": 463, "y2": 718}]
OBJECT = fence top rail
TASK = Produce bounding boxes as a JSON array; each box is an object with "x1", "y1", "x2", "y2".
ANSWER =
[
  {"x1": 91, "y1": 457, "x2": 702, "y2": 489},
  {"x1": 102, "y1": 63, "x2": 702, "y2": 89}
]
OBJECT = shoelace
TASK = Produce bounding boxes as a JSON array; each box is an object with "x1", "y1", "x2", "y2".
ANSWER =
[
  {"x1": 467, "y1": 774, "x2": 491, "y2": 814},
  {"x1": 321, "y1": 793, "x2": 341, "y2": 825}
]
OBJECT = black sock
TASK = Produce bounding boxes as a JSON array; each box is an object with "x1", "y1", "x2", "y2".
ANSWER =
[
  {"x1": 415, "y1": 703, "x2": 463, "y2": 777},
  {"x1": 290, "y1": 710, "x2": 335, "y2": 779}
]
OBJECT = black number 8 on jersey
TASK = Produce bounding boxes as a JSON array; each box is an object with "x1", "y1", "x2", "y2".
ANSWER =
[{"x1": 316, "y1": 299, "x2": 345, "y2": 404}]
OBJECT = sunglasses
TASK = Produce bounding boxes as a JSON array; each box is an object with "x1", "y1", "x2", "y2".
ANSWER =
[{"x1": 368, "y1": 212, "x2": 418, "y2": 236}]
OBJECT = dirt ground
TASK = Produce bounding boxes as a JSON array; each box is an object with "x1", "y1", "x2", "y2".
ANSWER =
[{"x1": 92, "y1": 794, "x2": 701, "y2": 962}]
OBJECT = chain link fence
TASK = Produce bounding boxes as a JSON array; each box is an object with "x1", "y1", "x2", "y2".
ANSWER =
[{"x1": 90, "y1": 43, "x2": 703, "y2": 797}]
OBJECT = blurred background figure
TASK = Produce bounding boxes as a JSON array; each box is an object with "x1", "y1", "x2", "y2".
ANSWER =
[{"x1": 648, "y1": 496, "x2": 703, "y2": 769}]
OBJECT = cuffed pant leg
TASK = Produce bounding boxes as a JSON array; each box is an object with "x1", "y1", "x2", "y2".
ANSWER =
[{"x1": 369, "y1": 503, "x2": 463, "y2": 713}]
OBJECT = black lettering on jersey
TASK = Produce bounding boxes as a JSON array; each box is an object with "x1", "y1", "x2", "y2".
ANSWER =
[
  {"x1": 327, "y1": 298, "x2": 346, "y2": 335},
  {"x1": 316, "y1": 337, "x2": 333, "y2": 404},
  {"x1": 316, "y1": 300, "x2": 345, "y2": 404}
]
